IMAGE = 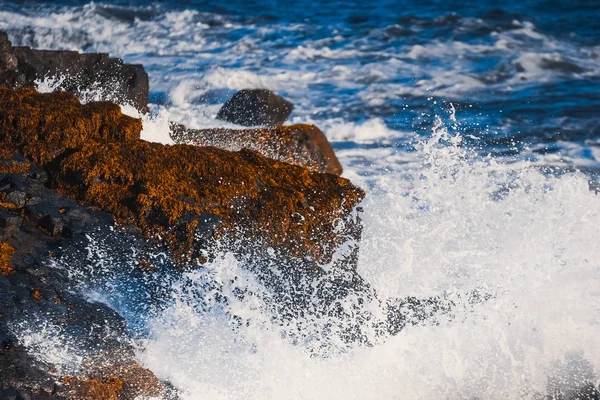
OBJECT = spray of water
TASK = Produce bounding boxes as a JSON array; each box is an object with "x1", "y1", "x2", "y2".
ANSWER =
[{"x1": 26, "y1": 80, "x2": 600, "y2": 399}]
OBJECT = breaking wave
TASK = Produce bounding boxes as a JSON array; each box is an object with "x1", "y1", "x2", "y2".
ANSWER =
[{"x1": 13, "y1": 108, "x2": 597, "y2": 399}]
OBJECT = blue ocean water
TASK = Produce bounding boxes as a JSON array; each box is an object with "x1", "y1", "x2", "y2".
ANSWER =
[
  {"x1": 1, "y1": 0, "x2": 599, "y2": 176},
  {"x1": 2, "y1": 1, "x2": 600, "y2": 399}
]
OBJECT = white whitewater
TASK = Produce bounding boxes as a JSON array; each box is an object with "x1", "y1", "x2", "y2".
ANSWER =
[{"x1": 130, "y1": 110, "x2": 600, "y2": 400}]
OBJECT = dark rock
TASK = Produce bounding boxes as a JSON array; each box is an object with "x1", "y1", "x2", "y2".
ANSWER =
[
  {"x1": 4, "y1": 191, "x2": 26, "y2": 207},
  {"x1": 0, "y1": 33, "x2": 18, "y2": 72},
  {"x1": 0, "y1": 145, "x2": 176, "y2": 399},
  {"x1": 24, "y1": 197, "x2": 41, "y2": 206},
  {"x1": 0, "y1": 211, "x2": 22, "y2": 229},
  {"x1": 216, "y1": 89, "x2": 294, "y2": 127},
  {"x1": 36, "y1": 215, "x2": 69, "y2": 237},
  {"x1": 171, "y1": 123, "x2": 343, "y2": 175},
  {"x1": 0, "y1": 31, "x2": 148, "y2": 112}
]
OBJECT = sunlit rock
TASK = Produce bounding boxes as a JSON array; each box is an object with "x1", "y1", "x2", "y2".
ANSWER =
[{"x1": 171, "y1": 122, "x2": 343, "y2": 175}]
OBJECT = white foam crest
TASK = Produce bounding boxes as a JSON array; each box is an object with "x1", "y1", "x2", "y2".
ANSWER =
[
  {"x1": 201, "y1": 67, "x2": 317, "y2": 92},
  {"x1": 119, "y1": 102, "x2": 174, "y2": 145},
  {"x1": 405, "y1": 40, "x2": 495, "y2": 60},
  {"x1": 290, "y1": 116, "x2": 407, "y2": 143},
  {"x1": 139, "y1": 108, "x2": 175, "y2": 145},
  {"x1": 34, "y1": 75, "x2": 67, "y2": 93},
  {"x1": 506, "y1": 52, "x2": 596, "y2": 85},
  {"x1": 0, "y1": 4, "x2": 229, "y2": 57},
  {"x1": 284, "y1": 45, "x2": 365, "y2": 62}
]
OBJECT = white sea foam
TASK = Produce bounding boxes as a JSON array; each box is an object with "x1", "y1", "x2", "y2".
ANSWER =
[
  {"x1": 13, "y1": 319, "x2": 86, "y2": 376},
  {"x1": 34, "y1": 75, "x2": 67, "y2": 93},
  {"x1": 202, "y1": 67, "x2": 318, "y2": 92},
  {"x1": 306, "y1": 117, "x2": 405, "y2": 143},
  {"x1": 7, "y1": 1, "x2": 599, "y2": 112},
  {"x1": 284, "y1": 45, "x2": 365, "y2": 62},
  {"x1": 138, "y1": 108, "x2": 175, "y2": 145},
  {"x1": 131, "y1": 116, "x2": 600, "y2": 399}
]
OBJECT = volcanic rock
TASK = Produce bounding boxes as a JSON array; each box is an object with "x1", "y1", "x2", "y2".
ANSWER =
[
  {"x1": 0, "y1": 31, "x2": 149, "y2": 112},
  {"x1": 216, "y1": 89, "x2": 294, "y2": 127},
  {"x1": 171, "y1": 123, "x2": 343, "y2": 175}
]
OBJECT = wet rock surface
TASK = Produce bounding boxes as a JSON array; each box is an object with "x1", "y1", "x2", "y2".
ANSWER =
[
  {"x1": 0, "y1": 31, "x2": 148, "y2": 112},
  {"x1": 0, "y1": 147, "x2": 176, "y2": 399},
  {"x1": 171, "y1": 123, "x2": 343, "y2": 175},
  {"x1": 0, "y1": 87, "x2": 372, "y2": 397},
  {"x1": 216, "y1": 89, "x2": 294, "y2": 127}
]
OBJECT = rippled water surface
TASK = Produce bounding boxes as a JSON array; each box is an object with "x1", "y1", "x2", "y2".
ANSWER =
[
  {"x1": 2, "y1": 0, "x2": 599, "y2": 174},
  {"x1": 1, "y1": 1, "x2": 600, "y2": 399}
]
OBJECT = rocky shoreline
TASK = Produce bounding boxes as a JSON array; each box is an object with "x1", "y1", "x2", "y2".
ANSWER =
[
  {"x1": 2, "y1": 28, "x2": 548, "y2": 400},
  {"x1": 0, "y1": 32, "x2": 373, "y2": 399},
  {"x1": 2, "y1": 28, "x2": 599, "y2": 400}
]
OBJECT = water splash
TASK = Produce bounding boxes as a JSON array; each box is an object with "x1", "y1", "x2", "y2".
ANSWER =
[
  {"x1": 11, "y1": 82, "x2": 600, "y2": 397},
  {"x1": 134, "y1": 112, "x2": 600, "y2": 399}
]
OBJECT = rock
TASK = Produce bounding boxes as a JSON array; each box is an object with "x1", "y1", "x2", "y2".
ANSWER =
[
  {"x1": 0, "y1": 87, "x2": 371, "y2": 395},
  {"x1": 171, "y1": 123, "x2": 343, "y2": 175},
  {"x1": 0, "y1": 31, "x2": 149, "y2": 112},
  {"x1": 0, "y1": 242, "x2": 15, "y2": 275},
  {"x1": 36, "y1": 215, "x2": 70, "y2": 238},
  {"x1": 0, "y1": 33, "x2": 18, "y2": 72},
  {"x1": 4, "y1": 191, "x2": 26, "y2": 207},
  {"x1": 56, "y1": 360, "x2": 172, "y2": 400},
  {"x1": 0, "y1": 88, "x2": 362, "y2": 266},
  {"x1": 216, "y1": 89, "x2": 294, "y2": 127},
  {"x1": 0, "y1": 212, "x2": 22, "y2": 229},
  {"x1": 59, "y1": 139, "x2": 360, "y2": 264},
  {"x1": 0, "y1": 88, "x2": 141, "y2": 165},
  {"x1": 0, "y1": 146, "x2": 176, "y2": 399}
]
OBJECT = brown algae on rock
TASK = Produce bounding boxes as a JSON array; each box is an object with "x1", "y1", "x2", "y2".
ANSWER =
[{"x1": 0, "y1": 87, "x2": 364, "y2": 265}]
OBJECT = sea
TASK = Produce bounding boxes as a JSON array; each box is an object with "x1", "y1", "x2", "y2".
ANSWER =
[{"x1": 1, "y1": 0, "x2": 600, "y2": 399}]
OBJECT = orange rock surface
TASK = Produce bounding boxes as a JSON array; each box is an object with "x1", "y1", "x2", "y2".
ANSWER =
[
  {"x1": 61, "y1": 376, "x2": 123, "y2": 400},
  {"x1": 60, "y1": 360, "x2": 168, "y2": 400},
  {"x1": 0, "y1": 88, "x2": 364, "y2": 265},
  {"x1": 0, "y1": 241, "x2": 14, "y2": 275},
  {"x1": 0, "y1": 88, "x2": 140, "y2": 165}
]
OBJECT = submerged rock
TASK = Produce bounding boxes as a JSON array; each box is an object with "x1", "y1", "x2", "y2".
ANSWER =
[
  {"x1": 171, "y1": 122, "x2": 343, "y2": 175},
  {"x1": 0, "y1": 31, "x2": 149, "y2": 112},
  {"x1": 216, "y1": 89, "x2": 294, "y2": 127}
]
